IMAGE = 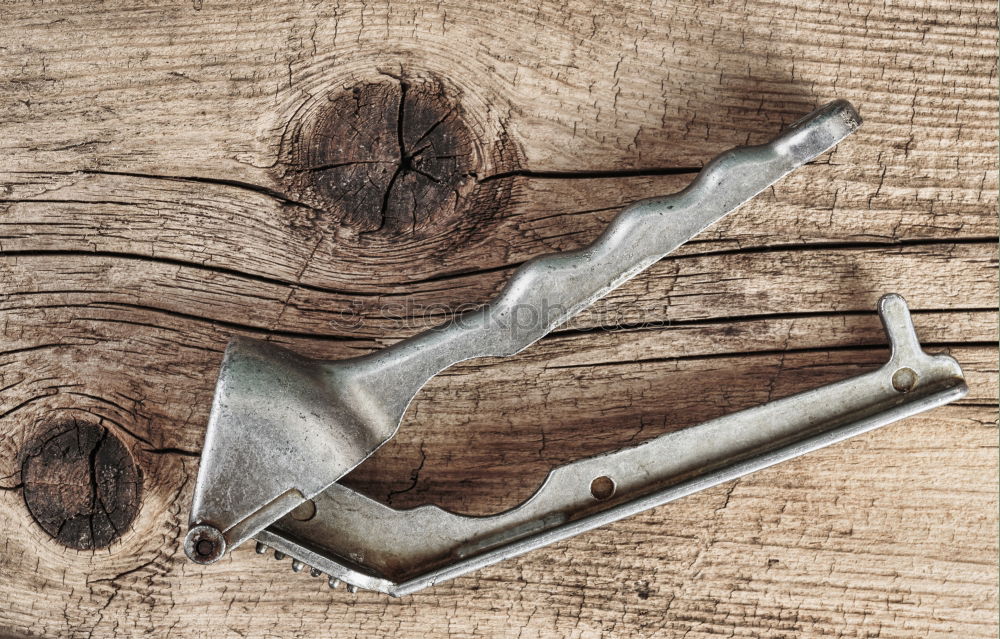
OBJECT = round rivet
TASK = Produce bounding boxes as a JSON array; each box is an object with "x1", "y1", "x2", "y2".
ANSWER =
[
  {"x1": 184, "y1": 525, "x2": 227, "y2": 564},
  {"x1": 590, "y1": 475, "x2": 616, "y2": 500},
  {"x1": 892, "y1": 367, "x2": 918, "y2": 393}
]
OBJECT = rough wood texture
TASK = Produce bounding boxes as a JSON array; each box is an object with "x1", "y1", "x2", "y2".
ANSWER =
[{"x1": 0, "y1": 0, "x2": 996, "y2": 637}]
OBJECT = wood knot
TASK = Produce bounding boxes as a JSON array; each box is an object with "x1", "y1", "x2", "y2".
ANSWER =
[
  {"x1": 21, "y1": 420, "x2": 142, "y2": 549},
  {"x1": 279, "y1": 73, "x2": 515, "y2": 237}
]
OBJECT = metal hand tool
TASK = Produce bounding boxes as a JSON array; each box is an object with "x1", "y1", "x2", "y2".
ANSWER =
[{"x1": 185, "y1": 100, "x2": 863, "y2": 565}]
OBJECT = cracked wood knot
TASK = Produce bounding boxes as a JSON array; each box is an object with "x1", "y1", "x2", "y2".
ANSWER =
[
  {"x1": 21, "y1": 421, "x2": 143, "y2": 549},
  {"x1": 280, "y1": 74, "x2": 512, "y2": 236}
]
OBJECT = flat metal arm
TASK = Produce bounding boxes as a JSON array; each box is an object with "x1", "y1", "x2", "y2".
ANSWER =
[
  {"x1": 257, "y1": 294, "x2": 967, "y2": 596},
  {"x1": 185, "y1": 100, "x2": 862, "y2": 563}
]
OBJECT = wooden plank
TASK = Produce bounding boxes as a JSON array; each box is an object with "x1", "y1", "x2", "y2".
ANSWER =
[
  {"x1": 0, "y1": 0, "x2": 995, "y2": 177},
  {"x1": 0, "y1": 163, "x2": 995, "y2": 286},
  {"x1": 0, "y1": 408, "x2": 994, "y2": 638},
  {"x1": 0, "y1": 0, "x2": 996, "y2": 636},
  {"x1": 0, "y1": 242, "x2": 994, "y2": 339},
  {"x1": 1, "y1": 293, "x2": 996, "y2": 504}
]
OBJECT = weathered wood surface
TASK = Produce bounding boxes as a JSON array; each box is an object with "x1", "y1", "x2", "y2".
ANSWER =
[{"x1": 0, "y1": 0, "x2": 996, "y2": 637}]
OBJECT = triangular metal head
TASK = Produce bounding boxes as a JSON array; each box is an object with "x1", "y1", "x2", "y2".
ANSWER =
[{"x1": 184, "y1": 337, "x2": 390, "y2": 563}]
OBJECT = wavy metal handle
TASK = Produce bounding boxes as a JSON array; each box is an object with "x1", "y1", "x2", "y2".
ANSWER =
[
  {"x1": 186, "y1": 100, "x2": 862, "y2": 564},
  {"x1": 352, "y1": 100, "x2": 862, "y2": 423}
]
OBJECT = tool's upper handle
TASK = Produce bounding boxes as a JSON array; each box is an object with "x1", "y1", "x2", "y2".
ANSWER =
[{"x1": 347, "y1": 100, "x2": 862, "y2": 426}]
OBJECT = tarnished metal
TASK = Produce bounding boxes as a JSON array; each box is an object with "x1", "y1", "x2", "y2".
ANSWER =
[
  {"x1": 185, "y1": 100, "x2": 864, "y2": 564},
  {"x1": 255, "y1": 295, "x2": 966, "y2": 596}
]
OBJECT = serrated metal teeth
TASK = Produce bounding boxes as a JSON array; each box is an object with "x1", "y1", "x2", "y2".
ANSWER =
[{"x1": 252, "y1": 542, "x2": 361, "y2": 594}]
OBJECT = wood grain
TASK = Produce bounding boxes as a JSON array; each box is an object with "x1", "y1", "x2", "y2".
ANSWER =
[{"x1": 0, "y1": 0, "x2": 996, "y2": 637}]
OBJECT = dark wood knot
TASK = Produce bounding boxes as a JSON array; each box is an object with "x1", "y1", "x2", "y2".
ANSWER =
[
  {"x1": 21, "y1": 420, "x2": 142, "y2": 549},
  {"x1": 280, "y1": 73, "x2": 515, "y2": 237}
]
